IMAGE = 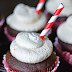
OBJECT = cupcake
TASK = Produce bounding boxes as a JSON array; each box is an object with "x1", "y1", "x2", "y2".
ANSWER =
[
  {"x1": 4, "y1": 3, "x2": 47, "y2": 42},
  {"x1": 3, "y1": 32, "x2": 60, "y2": 72},
  {"x1": 54, "y1": 16, "x2": 72, "y2": 65},
  {"x1": 45, "y1": 0, "x2": 72, "y2": 33}
]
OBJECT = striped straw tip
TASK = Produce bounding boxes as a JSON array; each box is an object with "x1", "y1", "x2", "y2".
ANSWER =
[{"x1": 61, "y1": 3, "x2": 64, "y2": 7}]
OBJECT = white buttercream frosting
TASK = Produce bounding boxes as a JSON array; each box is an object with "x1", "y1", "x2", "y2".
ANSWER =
[
  {"x1": 10, "y1": 32, "x2": 53, "y2": 63},
  {"x1": 46, "y1": 0, "x2": 72, "y2": 17},
  {"x1": 6, "y1": 3, "x2": 47, "y2": 31},
  {"x1": 57, "y1": 16, "x2": 72, "y2": 44}
]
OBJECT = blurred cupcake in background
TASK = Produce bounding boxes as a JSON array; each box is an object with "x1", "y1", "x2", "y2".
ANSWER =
[
  {"x1": 0, "y1": 14, "x2": 6, "y2": 60},
  {"x1": 54, "y1": 16, "x2": 72, "y2": 65},
  {"x1": 0, "y1": 16, "x2": 5, "y2": 33},
  {"x1": 4, "y1": 3, "x2": 47, "y2": 42},
  {"x1": 45, "y1": 0, "x2": 72, "y2": 33},
  {"x1": 3, "y1": 32, "x2": 60, "y2": 72}
]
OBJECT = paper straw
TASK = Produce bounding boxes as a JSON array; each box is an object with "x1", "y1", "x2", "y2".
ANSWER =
[
  {"x1": 36, "y1": 0, "x2": 45, "y2": 14},
  {"x1": 40, "y1": 3, "x2": 64, "y2": 39}
]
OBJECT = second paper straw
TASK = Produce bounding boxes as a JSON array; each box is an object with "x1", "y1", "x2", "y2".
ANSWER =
[
  {"x1": 36, "y1": 0, "x2": 45, "y2": 14},
  {"x1": 40, "y1": 3, "x2": 64, "y2": 39}
]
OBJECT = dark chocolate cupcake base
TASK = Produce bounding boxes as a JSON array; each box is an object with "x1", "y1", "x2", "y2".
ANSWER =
[{"x1": 6, "y1": 51, "x2": 56, "y2": 72}]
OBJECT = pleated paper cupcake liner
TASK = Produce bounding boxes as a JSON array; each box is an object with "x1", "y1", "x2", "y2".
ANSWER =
[
  {"x1": 54, "y1": 37, "x2": 72, "y2": 65},
  {"x1": 2, "y1": 54, "x2": 60, "y2": 72}
]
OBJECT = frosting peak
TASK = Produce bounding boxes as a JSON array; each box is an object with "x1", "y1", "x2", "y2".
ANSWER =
[
  {"x1": 57, "y1": 16, "x2": 72, "y2": 44},
  {"x1": 16, "y1": 32, "x2": 43, "y2": 49},
  {"x1": 10, "y1": 32, "x2": 53, "y2": 63}
]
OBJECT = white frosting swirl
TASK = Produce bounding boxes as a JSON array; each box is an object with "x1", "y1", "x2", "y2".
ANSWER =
[
  {"x1": 57, "y1": 16, "x2": 72, "y2": 44},
  {"x1": 16, "y1": 32, "x2": 43, "y2": 49},
  {"x1": 10, "y1": 32, "x2": 53, "y2": 63},
  {"x1": 46, "y1": 0, "x2": 72, "y2": 17},
  {"x1": 6, "y1": 3, "x2": 47, "y2": 31}
]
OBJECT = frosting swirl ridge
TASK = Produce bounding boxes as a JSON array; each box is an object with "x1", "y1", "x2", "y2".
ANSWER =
[{"x1": 10, "y1": 32, "x2": 53, "y2": 63}]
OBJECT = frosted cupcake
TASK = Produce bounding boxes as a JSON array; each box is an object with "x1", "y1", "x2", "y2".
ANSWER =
[
  {"x1": 4, "y1": 3, "x2": 47, "y2": 41},
  {"x1": 54, "y1": 16, "x2": 72, "y2": 65},
  {"x1": 3, "y1": 32, "x2": 60, "y2": 72},
  {"x1": 45, "y1": 0, "x2": 72, "y2": 33}
]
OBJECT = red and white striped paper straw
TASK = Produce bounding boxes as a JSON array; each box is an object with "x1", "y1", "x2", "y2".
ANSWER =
[
  {"x1": 36, "y1": 0, "x2": 45, "y2": 14},
  {"x1": 40, "y1": 3, "x2": 64, "y2": 39}
]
